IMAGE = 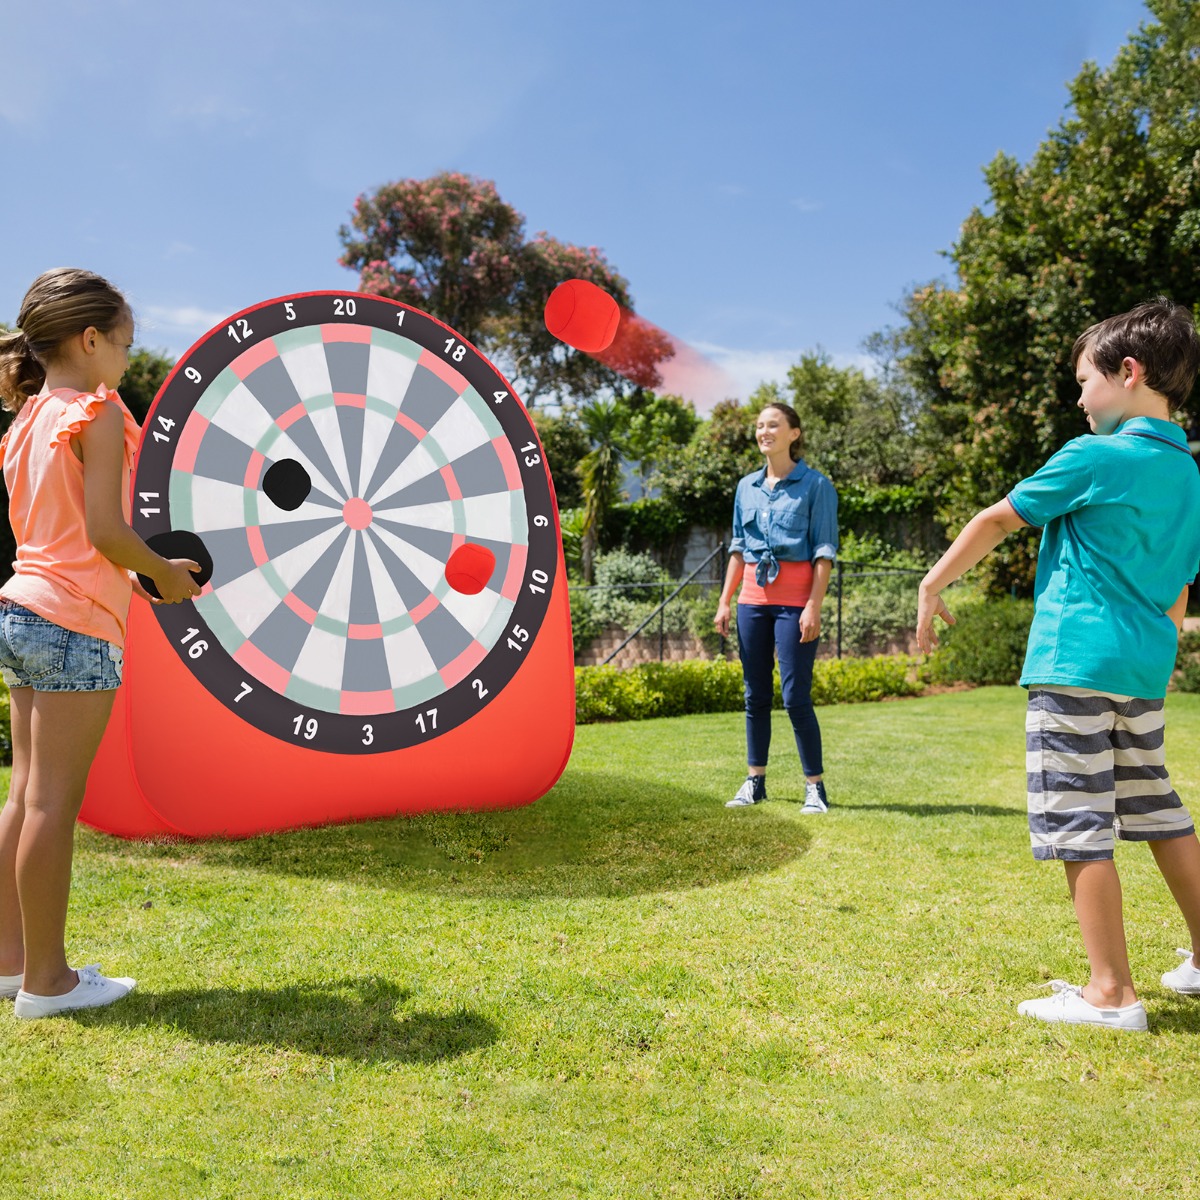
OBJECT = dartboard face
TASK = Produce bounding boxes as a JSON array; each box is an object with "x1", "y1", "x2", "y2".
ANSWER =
[{"x1": 133, "y1": 292, "x2": 557, "y2": 754}]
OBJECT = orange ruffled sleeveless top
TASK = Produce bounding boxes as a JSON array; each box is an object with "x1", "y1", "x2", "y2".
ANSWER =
[
  {"x1": 737, "y1": 559, "x2": 814, "y2": 607},
  {"x1": 0, "y1": 385, "x2": 141, "y2": 647}
]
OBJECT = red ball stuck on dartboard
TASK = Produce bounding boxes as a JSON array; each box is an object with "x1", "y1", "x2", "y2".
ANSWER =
[
  {"x1": 445, "y1": 542, "x2": 497, "y2": 595},
  {"x1": 543, "y1": 279, "x2": 620, "y2": 353}
]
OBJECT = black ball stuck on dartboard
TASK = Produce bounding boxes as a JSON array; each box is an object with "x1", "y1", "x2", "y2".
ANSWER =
[
  {"x1": 262, "y1": 458, "x2": 312, "y2": 511},
  {"x1": 138, "y1": 530, "x2": 214, "y2": 599}
]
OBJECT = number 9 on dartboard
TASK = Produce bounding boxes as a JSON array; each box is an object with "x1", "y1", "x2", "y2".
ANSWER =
[{"x1": 82, "y1": 292, "x2": 576, "y2": 839}]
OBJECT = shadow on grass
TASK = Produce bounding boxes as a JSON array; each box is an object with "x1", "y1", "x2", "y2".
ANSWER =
[
  {"x1": 838, "y1": 801, "x2": 1021, "y2": 818},
  {"x1": 77, "y1": 976, "x2": 498, "y2": 1062},
  {"x1": 1148, "y1": 997, "x2": 1200, "y2": 1034},
  {"x1": 88, "y1": 769, "x2": 811, "y2": 900}
]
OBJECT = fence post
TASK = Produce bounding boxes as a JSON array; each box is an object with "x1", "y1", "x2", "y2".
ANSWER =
[
  {"x1": 659, "y1": 581, "x2": 665, "y2": 661},
  {"x1": 836, "y1": 559, "x2": 843, "y2": 659},
  {"x1": 718, "y1": 544, "x2": 727, "y2": 659}
]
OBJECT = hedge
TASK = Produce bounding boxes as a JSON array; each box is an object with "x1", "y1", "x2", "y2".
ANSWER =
[
  {"x1": 575, "y1": 655, "x2": 921, "y2": 724},
  {"x1": 925, "y1": 597, "x2": 1034, "y2": 686}
]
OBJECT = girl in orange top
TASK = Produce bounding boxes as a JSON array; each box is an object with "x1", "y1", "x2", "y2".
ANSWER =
[{"x1": 0, "y1": 269, "x2": 201, "y2": 1019}]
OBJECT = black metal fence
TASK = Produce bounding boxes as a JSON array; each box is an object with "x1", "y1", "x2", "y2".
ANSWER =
[{"x1": 571, "y1": 551, "x2": 927, "y2": 667}]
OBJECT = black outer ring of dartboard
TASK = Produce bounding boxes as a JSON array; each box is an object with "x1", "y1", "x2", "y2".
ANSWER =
[{"x1": 132, "y1": 292, "x2": 558, "y2": 754}]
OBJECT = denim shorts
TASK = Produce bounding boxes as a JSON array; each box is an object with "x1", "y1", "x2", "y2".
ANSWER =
[{"x1": 0, "y1": 601, "x2": 123, "y2": 692}]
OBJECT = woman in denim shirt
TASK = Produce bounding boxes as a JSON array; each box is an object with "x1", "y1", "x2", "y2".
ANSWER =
[{"x1": 714, "y1": 403, "x2": 838, "y2": 811}]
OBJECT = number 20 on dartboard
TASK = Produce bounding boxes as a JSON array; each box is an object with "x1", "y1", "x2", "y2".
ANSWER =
[{"x1": 132, "y1": 290, "x2": 562, "y2": 754}]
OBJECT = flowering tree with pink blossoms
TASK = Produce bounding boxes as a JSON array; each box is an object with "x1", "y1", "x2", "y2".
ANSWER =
[{"x1": 339, "y1": 172, "x2": 644, "y2": 406}]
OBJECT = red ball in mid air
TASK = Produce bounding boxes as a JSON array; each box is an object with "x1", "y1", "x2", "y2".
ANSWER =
[{"x1": 543, "y1": 279, "x2": 620, "y2": 353}]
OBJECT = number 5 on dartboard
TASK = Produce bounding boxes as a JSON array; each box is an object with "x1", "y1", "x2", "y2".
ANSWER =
[{"x1": 131, "y1": 290, "x2": 560, "y2": 756}]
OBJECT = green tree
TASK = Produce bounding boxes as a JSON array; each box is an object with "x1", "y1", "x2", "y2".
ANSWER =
[
  {"x1": 900, "y1": 0, "x2": 1200, "y2": 592},
  {"x1": 652, "y1": 399, "x2": 761, "y2": 533},
  {"x1": 531, "y1": 407, "x2": 588, "y2": 509},
  {"x1": 339, "y1": 171, "x2": 636, "y2": 406},
  {"x1": 777, "y1": 351, "x2": 926, "y2": 488},
  {"x1": 119, "y1": 346, "x2": 174, "y2": 424},
  {"x1": 617, "y1": 391, "x2": 699, "y2": 490}
]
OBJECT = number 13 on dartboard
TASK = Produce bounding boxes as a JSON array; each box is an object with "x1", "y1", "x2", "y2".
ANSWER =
[{"x1": 81, "y1": 291, "x2": 576, "y2": 841}]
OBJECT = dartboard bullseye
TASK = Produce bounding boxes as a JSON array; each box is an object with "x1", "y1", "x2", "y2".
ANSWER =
[{"x1": 132, "y1": 292, "x2": 558, "y2": 754}]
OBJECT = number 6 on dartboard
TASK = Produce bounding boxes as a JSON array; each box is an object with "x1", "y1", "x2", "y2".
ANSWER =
[{"x1": 80, "y1": 290, "x2": 576, "y2": 841}]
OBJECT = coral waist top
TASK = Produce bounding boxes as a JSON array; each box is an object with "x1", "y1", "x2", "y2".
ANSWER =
[
  {"x1": 0, "y1": 385, "x2": 141, "y2": 647},
  {"x1": 737, "y1": 559, "x2": 814, "y2": 607}
]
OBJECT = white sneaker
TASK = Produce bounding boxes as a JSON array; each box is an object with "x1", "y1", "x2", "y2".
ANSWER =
[
  {"x1": 1161, "y1": 949, "x2": 1200, "y2": 995},
  {"x1": 1017, "y1": 980, "x2": 1147, "y2": 1031},
  {"x1": 1, "y1": 972, "x2": 21, "y2": 1000},
  {"x1": 726, "y1": 777, "x2": 765, "y2": 807},
  {"x1": 14, "y1": 964, "x2": 136, "y2": 1019},
  {"x1": 800, "y1": 780, "x2": 829, "y2": 814}
]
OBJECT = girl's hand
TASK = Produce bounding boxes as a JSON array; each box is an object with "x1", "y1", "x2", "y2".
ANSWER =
[
  {"x1": 714, "y1": 601, "x2": 732, "y2": 637},
  {"x1": 129, "y1": 572, "x2": 156, "y2": 603},
  {"x1": 916, "y1": 588, "x2": 955, "y2": 653},
  {"x1": 153, "y1": 558, "x2": 203, "y2": 604},
  {"x1": 799, "y1": 604, "x2": 821, "y2": 643}
]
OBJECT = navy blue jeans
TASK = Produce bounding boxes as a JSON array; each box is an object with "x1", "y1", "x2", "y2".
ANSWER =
[{"x1": 736, "y1": 603, "x2": 823, "y2": 775}]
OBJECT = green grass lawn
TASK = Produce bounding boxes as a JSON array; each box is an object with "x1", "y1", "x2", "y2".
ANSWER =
[{"x1": 4, "y1": 687, "x2": 1200, "y2": 1198}]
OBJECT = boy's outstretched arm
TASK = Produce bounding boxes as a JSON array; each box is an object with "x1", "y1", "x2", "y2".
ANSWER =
[{"x1": 916, "y1": 499, "x2": 1028, "y2": 653}]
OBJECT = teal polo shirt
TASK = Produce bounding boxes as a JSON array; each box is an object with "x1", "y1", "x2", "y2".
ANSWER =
[{"x1": 1007, "y1": 417, "x2": 1200, "y2": 698}]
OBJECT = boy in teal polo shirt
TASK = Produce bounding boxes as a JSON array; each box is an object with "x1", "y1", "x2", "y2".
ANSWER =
[{"x1": 917, "y1": 298, "x2": 1200, "y2": 1032}]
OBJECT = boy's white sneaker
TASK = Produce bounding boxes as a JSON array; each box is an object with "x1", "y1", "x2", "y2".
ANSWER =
[
  {"x1": 13, "y1": 964, "x2": 136, "y2": 1019},
  {"x1": 1161, "y1": 949, "x2": 1200, "y2": 995},
  {"x1": 1017, "y1": 980, "x2": 1147, "y2": 1031},
  {"x1": 1, "y1": 972, "x2": 22, "y2": 1000}
]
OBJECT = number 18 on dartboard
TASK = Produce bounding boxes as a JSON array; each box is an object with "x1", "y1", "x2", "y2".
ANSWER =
[{"x1": 80, "y1": 291, "x2": 576, "y2": 840}]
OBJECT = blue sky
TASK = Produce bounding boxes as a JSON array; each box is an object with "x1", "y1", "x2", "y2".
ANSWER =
[{"x1": 3, "y1": 0, "x2": 1152, "y2": 403}]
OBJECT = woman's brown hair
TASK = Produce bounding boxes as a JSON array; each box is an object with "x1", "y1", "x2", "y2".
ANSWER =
[
  {"x1": 0, "y1": 268, "x2": 130, "y2": 413},
  {"x1": 760, "y1": 401, "x2": 806, "y2": 461}
]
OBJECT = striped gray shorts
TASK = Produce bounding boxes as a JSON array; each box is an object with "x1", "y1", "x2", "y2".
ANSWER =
[{"x1": 1026, "y1": 687, "x2": 1193, "y2": 861}]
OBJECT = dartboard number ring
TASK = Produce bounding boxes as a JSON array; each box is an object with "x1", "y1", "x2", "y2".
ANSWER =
[{"x1": 133, "y1": 292, "x2": 557, "y2": 753}]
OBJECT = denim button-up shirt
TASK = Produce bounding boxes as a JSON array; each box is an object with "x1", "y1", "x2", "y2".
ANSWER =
[{"x1": 729, "y1": 459, "x2": 839, "y2": 586}]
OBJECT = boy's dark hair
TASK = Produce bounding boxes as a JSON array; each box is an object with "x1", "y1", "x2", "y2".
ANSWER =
[{"x1": 1071, "y1": 297, "x2": 1200, "y2": 411}]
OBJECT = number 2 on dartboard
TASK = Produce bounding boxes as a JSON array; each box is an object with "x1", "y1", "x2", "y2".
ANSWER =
[{"x1": 137, "y1": 291, "x2": 558, "y2": 754}]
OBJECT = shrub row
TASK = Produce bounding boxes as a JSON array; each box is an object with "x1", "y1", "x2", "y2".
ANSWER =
[
  {"x1": 575, "y1": 655, "x2": 920, "y2": 724},
  {"x1": 1177, "y1": 629, "x2": 1200, "y2": 693}
]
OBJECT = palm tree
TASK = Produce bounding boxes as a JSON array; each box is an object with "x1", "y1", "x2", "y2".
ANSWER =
[{"x1": 577, "y1": 398, "x2": 625, "y2": 584}]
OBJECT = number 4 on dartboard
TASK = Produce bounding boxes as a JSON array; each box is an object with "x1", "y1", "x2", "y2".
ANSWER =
[{"x1": 134, "y1": 290, "x2": 558, "y2": 755}]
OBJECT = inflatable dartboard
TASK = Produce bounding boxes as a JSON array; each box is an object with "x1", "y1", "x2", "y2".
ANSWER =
[{"x1": 81, "y1": 292, "x2": 575, "y2": 839}]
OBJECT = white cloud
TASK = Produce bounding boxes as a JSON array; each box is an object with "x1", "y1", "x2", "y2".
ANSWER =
[
  {"x1": 690, "y1": 342, "x2": 876, "y2": 407},
  {"x1": 790, "y1": 196, "x2": 822, "y2": 213},
  {"x1": 136, "y1": 304, "x2": 231, "y2": 352},
  {"x1": 166, "y1": 94, "x2": 256, "y2": 131}
]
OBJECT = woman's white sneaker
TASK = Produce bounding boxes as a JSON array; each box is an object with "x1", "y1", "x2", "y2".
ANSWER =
[
  {"x1": 726, "y1": 776, "x2": 766, "y2": 807},
  {"x1": 14, "y1": 964, "x2": 136, "y2": 1019},
  {"x1": 1017, "y1": 980, "x2": 1147, "y2": 1031},
  {"x1": 801, "y1": 780, "x2": 829, "y2": 813},
  {"x1": 1161, "y1": 949, "x2": 1200, "y2": 995},
  {"x1": 0, "y1": 972, "x2": 22, "y2": 1000}
]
